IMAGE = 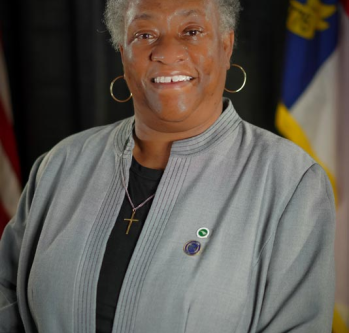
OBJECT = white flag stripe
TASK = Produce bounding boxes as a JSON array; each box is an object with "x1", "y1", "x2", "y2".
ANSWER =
[
  {"x1": 291, "y1": 49, "x2": 338, "y2": 176},
  {"x1": 335, "y1": 4, "x2": 349, "y2": 327},
  {"x1": 0, "y1": 142, "x2": 21, "y2": 217},
  {"x1": 0, "y1": 43, "x2": 13, "y2": 123}
]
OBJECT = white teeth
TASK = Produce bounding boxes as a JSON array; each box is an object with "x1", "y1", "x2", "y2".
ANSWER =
[{"x1": 154, "y1": 75, "x2": 192, "y2": 83}]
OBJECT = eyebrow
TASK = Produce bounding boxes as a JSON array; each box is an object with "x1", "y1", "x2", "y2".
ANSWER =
[
  {"x1": 177, "y1": 9, "x2": 206, "y2": 17},
  {"x1": 132, "y1": 13, "x2": 153, "y2": 22},
  {"x1": 131, "y1": 9, "x2": 206, "y2": 22}
]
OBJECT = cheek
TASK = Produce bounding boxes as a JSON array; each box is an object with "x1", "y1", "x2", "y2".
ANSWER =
[
  {"x1": 124, "y1": 51, "x2": 147, "y2": 91},
  {"x1": 208, "y1": 43, "x2": 228, "y2": 77},
  {"x1": 195, "y1": 39, "x2": 223, "y2": 73},
  {"x1": 194, "y1": 49, "x2": 222, "y2": 88},
  {"x1": 123, "y1": 47, "x2": 142, "y2": 78}
]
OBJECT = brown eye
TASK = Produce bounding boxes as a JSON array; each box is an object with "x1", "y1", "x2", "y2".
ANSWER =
[
  {"x1": 135, "y1": 33, "x2": 153, "y2": 40},
  {"x1": 183, "y1": 29, "x2": 203, "y2": 37}
]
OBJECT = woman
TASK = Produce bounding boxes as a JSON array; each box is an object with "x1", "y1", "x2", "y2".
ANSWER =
[{"x1": 0, "y1": 0, "x2": 335, "y2": 332}]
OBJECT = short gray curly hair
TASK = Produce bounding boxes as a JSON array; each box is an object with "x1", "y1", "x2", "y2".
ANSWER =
[{"x1": 104, "y1": 0, "x2": 241, "y2": 51}]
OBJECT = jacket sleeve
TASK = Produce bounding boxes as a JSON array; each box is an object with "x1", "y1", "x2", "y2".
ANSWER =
[
  {"x1": 256, "y1": 163, "x2": 336, "y2": 333},
  {"x1": 0, "y1": 154, "x2": 46, "y2": 332}
]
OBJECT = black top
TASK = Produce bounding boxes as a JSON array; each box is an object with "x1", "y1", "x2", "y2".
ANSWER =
[{"x1": 96, "y1": 157, "x2": 163, "y2": 333}]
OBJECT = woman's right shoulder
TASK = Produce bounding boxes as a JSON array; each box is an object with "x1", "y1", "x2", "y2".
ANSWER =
[
  {"x1": 51, "y1": 118, "x2": 127, "y2": 155},
  {"x1": 33, "y1": 117, "x2": 131, "y2": 183}
]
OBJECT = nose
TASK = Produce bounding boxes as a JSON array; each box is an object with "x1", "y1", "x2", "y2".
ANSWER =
[{"x1": 150, "y1": 37, "x2": 188, "y2": 64}]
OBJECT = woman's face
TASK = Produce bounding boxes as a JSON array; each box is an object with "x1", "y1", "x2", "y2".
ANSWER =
[{"x1": 120, "y1": 0, "x2": 234, "y2": 130}]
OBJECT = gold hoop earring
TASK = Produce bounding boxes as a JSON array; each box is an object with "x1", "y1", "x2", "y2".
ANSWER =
[
  {"x1": 224, "y1": 64, "x2": 247, "y2": 93},
  {"x1": 110, "y1": 75, "x2": 133, "y2": 103}
]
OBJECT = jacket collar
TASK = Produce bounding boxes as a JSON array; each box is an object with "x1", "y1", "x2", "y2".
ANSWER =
[{"x1": 114, "y1": 98, "x2": 241, "y2": 158}]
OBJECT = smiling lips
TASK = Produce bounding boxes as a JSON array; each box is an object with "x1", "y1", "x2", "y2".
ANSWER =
[{"x1": 152, "y1": 75, "x2": 193, "y2": 83}]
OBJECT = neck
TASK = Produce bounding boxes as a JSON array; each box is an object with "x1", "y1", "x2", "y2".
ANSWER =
[
  {"x1": 133, "y1": 102, "x2": 223, "y2": 170},
  {"x1": 133, "y1": 136, "x2": 171, "y2": 170}
]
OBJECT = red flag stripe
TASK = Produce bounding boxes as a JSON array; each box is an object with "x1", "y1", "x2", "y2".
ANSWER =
[
  {"x1": 341, "y1": 0, "x2": 349, "y2": 16},
  {"x1": 0, "y1": 200, "x2": 10, "y2": 237},
  {"x1": 0, "y1": 98, "x2": 21, "y2": 181}
]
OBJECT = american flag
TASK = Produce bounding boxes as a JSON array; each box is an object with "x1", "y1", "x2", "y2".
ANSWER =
[{"x1": 0, "y1": 33, "x2": 21, "y2": 237}]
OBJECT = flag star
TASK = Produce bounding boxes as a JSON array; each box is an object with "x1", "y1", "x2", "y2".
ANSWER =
[{"x1": 287, "y1": 0, "x2": 337, "y2": 39}]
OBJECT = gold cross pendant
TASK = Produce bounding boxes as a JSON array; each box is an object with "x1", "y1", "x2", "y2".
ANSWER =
[{"x1": 124, "y1": 210, "x2": 139, "y2": 235}]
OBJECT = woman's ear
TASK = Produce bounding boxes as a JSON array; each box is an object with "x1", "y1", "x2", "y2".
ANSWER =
[
  {"x1": 119, "y1": 45, "x2": 124, "y2": 64},
  {"x1": 222, "y1": 31, "x2": 235, "y2": 69}
]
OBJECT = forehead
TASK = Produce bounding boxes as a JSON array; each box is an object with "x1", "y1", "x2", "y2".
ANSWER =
[{"x1": 125, "y1": 0, "x2": 217, "y2": 22}]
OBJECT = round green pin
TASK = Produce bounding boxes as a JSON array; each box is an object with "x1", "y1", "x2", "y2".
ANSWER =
[{"x1": 197, "y1": 227, "x2": 210, "y2": 239}]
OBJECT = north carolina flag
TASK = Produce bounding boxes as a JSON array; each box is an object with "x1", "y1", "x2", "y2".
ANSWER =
[
  {"x1": 276, "y1": 0, "x2": 349, "y2": 330},
  {"x1": 0, "y1": 33, "x2": 21, "y2": 237}
]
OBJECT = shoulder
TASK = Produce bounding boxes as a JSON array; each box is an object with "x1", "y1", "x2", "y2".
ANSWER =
[
  {"x1": 235, "y1": 119, "x2": 316, "y2": 180},
  {"x1": 241, "y1": 120, "x2": 313, "y2": 165},
  {"x1": 35, "y1": 117, "x2": 132, "y2": 181},
  {"x1": 220, "y1": 118, "x2": 334, "y2": 208},
  {"x1": 50, "y1": 119, "x2": 125, "y2": 155}
]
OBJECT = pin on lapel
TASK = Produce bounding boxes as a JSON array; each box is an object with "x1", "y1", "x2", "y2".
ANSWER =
[
  {"x1": 183, "y1": 240, "x2": 201, "y2": 256},
  {"x1": 197, "y1": 227, "x2": 210, "y2": 239}
]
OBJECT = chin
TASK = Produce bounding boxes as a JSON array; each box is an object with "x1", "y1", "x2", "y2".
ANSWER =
[
  {"x1": 149, "y1": 101, "x2": 198, "y2": 123},
  {"x1": 144, "y1": 92, "x2": 202, "y2": 122}
]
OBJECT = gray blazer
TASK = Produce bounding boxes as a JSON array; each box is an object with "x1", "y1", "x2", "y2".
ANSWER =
[{"x1": 0, "y1": 99, "x2": 335, "y2": 332}]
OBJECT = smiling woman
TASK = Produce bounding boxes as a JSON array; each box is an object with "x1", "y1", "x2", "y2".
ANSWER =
[
  {"x1": 0, "y1": 0, "x2": 336, "y2": 332},
  {"x1": 119, "y1": 0, "x2": 236, "y2": 169}
]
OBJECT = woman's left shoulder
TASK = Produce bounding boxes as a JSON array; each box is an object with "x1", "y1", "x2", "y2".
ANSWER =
[{"x1": 239, "y1": 120, "x2": 316, "y2": 171}]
